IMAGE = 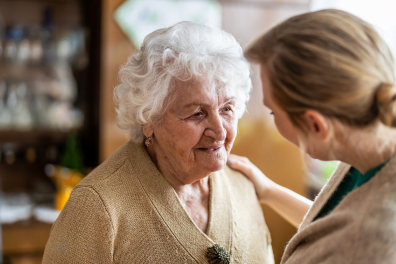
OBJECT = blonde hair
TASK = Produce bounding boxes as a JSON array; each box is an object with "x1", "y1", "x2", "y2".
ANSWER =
[{"x1": 245, "y1": 9, "x2": 396, "y2": 129}]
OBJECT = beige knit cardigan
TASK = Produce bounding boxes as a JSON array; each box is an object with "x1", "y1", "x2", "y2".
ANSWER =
[
  {"x1": 282, "y1": 156, "x2": 396, "y2": 264},
  {"x1": 43, "y1": 141, "x2": 274, "y2": 264}
]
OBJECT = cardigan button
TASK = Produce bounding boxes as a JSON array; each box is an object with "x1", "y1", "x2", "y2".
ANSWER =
[{"x1": 206, "y1": 244, "x2": 230, "y2": 264}]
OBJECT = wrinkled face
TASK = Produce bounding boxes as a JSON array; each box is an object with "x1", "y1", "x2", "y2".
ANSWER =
[
  {"x1": 261, "y1": 65, "x2": 299, "y2": 146},
  {"x1": 150, "y1": 79, "x2": 238, "y2": 184}
]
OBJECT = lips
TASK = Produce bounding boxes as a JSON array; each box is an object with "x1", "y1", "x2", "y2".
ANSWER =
[{"x1": 198, "y1": 146, "x2": 222, "y2": 154}]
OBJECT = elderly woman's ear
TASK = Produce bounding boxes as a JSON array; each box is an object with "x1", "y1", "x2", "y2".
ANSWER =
[{"x1": 143, "y1": 123, "x2": 154, "y2": 138}]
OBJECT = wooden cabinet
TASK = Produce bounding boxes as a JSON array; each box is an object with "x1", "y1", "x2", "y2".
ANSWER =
[
  {"x1": 3, "y1": 220, "x2": 52, "y2": 264},
  {"x1": 99, "y1": 0, "x2": 132, "y2": 160},
  {"x1": 0, "y1": 0, "x2": 101, "y2": 262}
]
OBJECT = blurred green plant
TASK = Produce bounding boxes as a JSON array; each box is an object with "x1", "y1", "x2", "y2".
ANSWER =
[{"x1": 61, "y1": 132, "x2": 83, "y2": 173}]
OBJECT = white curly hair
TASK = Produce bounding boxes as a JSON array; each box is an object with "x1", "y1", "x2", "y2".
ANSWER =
[{"x1": 114, "y1": 21, "x2": 252, "y2": 143}]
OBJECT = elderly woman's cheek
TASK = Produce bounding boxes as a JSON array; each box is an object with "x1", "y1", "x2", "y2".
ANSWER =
[{"x1": 225, "y1": 116, "x2": 238, "y2": 152}]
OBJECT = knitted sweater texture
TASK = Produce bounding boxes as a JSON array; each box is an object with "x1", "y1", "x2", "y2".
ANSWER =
[
  {"x1": 43, "y1": 141, "x2": 274, "y2": 264},
  {"x1": 282, "y1": 157, "x2": 396, "y2": 264}
]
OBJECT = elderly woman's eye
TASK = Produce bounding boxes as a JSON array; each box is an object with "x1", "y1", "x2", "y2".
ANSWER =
[
  {"x1": 192, "y1": 111, "x2": 204, "y2": 117},
  {"x1": 223, "y1": 106, "x2": 233, "y2": 112}
]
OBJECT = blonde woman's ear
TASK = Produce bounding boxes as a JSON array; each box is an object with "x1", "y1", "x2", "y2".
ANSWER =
[{"x1": 304, "y1": 110, "x2": 330, "y2": 142}]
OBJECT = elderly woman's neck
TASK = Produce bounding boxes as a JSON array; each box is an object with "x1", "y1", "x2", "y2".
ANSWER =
[
  {"x1": 174, "y1": 177, "x2": 210, "y2": 233},
  {"x1": 158, "y1": 163, "x2": 211, "y2": 197},
  {"x1": 146, "y1": 144, "x2": 211, "y2": 232},
  {"x1": 171, "y1": 176, "x2": 210, "y2": 195}
]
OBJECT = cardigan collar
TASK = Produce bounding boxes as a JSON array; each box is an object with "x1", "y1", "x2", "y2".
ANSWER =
[
  {"x1": 300, "y1": 155, "x2": 396, "y2": 230},
  {"x1": 299, "y1": 162, "x2": 351, "y2": 230},
  {"x1": 126, "y1": 141, "x2": 234, "y2": 263},
  {"x1": 283, "y1": 155, "x2": 396, "y2": 264}
]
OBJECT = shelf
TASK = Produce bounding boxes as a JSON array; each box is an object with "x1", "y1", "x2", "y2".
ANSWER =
[
  {"x1": 2, "y1": 218, "x2": 52, "y2": 255},
  {"x1": 0, "y1": 129, "x2": 69, "y2": 145},
  {"x1": 0, "y1": 62, "x2": 86, "y2": 82}
]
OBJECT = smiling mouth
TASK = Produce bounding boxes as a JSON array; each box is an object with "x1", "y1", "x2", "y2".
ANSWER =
[{"x1": 198, "y1": 146, "x2": 221, "y2": 154}]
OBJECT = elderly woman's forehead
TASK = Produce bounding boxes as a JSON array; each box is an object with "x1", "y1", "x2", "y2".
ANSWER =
[
  {"x1": 167, "y1": 78, "x2": 235, "y2": 107},
  {"x1": 174, "y1": 78, "x2": 229, "y2": 91}
]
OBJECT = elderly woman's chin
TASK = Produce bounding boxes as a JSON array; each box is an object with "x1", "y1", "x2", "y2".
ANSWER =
[
  {"x1": 173, "y1": 147, "x2": 230, "y2": 185},
  {"x1": 195, "y1": 146, "x2": 229, "y2": 174}
]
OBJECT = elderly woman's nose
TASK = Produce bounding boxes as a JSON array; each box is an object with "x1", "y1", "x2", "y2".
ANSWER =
[{"x1": 204, "y1": 114, "x2": 227, "y2": 140}]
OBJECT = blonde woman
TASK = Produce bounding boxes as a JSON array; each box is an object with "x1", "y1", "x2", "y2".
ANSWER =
[{"x1": 228, "y1": 9, "x2": 396, "y2": 263}]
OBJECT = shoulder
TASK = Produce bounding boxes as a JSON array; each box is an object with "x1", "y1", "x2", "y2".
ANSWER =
[
  {"x1": 357, "y1": 161, "x2": 396, "y2": 236},
  {"x1": 44, "y1": 185, "x2": 114, "y2": 263},
  {"x1": 58, "y1": 141, "x2": 156, "y2": 229},
  {"x1": 70, "y1": 140, "x2": 151, "y2": 211},
  {"x1": 222, "y1": 165, "x2": 254, "y2": 186},
  {"x1": 78, "y1": 141, "x2": 141, "y2": 188},
  {"x1": 219, "y1": 165, "x2": 257, "y2": 198},
  {"x1": 284, "y1": 161, "x2": 396, "y2": 264},
  {"x1": 349, "y1": 172, "x2": 396, "y2": 263}
]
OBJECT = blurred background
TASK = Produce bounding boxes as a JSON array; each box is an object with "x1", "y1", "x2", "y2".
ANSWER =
[{"x1": 0, "y1": 0, "x2": 395, "y2": 263}]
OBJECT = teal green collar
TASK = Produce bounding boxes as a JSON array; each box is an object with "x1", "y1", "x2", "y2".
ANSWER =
[
  {"x1": 351, "y1": 160, "x2": 388, "y2": 188},
  {"x1": 314, "y1": 160, "x2": 388, "y2": 221}
]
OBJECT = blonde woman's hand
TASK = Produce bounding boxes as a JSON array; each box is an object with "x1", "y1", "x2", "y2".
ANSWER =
[
  {"x1": 227, "y1": 153, "x2": 313, "y2": 228},
  {"x1": 227, "y1": 153, "x2": 275, "y2": 204}
]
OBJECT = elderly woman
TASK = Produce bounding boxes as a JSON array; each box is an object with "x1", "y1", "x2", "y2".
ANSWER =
[{"x1": 42, "y1": 21, "x2": 274, "y2": 263}]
